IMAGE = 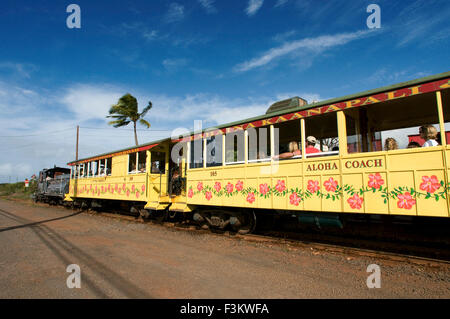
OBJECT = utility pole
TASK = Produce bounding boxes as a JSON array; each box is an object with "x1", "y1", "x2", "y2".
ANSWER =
[{"x1": 76, "y1": 125, "x2": 79, "y2": 161}]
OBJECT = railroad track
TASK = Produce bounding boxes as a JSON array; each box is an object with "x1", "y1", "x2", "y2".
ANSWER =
[
  {"x1": 10, "y1": 199, "x2": 450, "y2": 268},
  {"x1": 83, "y1": 209, "x2": 450, "y2": 268},
  {"x1": 235, "y1": 233, "x2": 450, "y2": 267}
]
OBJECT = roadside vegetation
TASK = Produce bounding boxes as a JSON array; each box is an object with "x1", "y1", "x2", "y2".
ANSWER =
[{"x1": 0, "y1": 181, "x2": 37, "y2": 201}]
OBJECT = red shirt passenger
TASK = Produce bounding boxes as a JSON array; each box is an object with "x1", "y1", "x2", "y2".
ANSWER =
[{"x1": 305, "y1": 136, "x2": 320, "y2": 154}]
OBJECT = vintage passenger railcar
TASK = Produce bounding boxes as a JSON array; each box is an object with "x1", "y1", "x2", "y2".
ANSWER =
[{"x1": 65, "y1": 71, "x2": 450, "y2": 233}]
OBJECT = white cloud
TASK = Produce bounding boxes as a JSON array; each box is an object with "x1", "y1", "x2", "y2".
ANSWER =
[
  {"x1": 171, "y1": 35, "x2": 211, "y2": 47},
  {"x1": 198, "y1": 0, "x2": 217, "y2": 14},
  {"x1": 274, "y1": 0, "x2": 288, "y2": 7},
  {"x1": 0, "y1": 81, "x2": 165, "y2": 181},
  {"x1": 147, "y1": 93, "x2": 268, "y2": 127},
  {"x1": 0, "y1": 81, "x2": 47, "y2": 118},
  {"x1": 142, "y1": 30, "x2": 158, "y2": 41},
  {"x1": 367, "y1": 68, "x2": 431, "y2": 85},
  {"x1": 0, "y1": 62, "x2": 37, "y2": 79},
  {"x1": 0, "y1": 81, "x2": 261, "y2": 180},
  {"x1": 0, "y1": 78, "x2": 324, "y2": 181},
  {"x1": 165, "y1": 3, "x2": 185, "y2": 23},
  {"x1": 162, "y1": 58, "x2": 188, "y2": 71},
  {"x1": 119, "y1": 22, "x2": 159, "y2": 41},
  {"x1": 234, "y1": 30, "x2": 371, "y2": 72},
  {"x1": 396, "y1": 1, "x2": 450, "y2": 47},
  {"x1": 60, "y1": 84, "x2": 123, "y2": 122},
  {"x1": 272, "y1": 30, "x2": 296, "y2": 42},
  {"x1": 246, "y1": 0, "x2": 264, "y2": 16}
]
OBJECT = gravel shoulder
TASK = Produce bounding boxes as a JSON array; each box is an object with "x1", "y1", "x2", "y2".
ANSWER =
[{"x1": 0, "y1": 199, "x2": 449, "y2": 299}]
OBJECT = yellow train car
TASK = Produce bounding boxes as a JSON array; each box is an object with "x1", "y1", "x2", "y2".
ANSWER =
[{"x1": 66, "y1": 71, "x2": 450, "y2": 233}]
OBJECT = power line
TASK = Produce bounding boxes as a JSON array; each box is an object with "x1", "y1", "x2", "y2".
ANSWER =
[
  {"x1": 0, "y1": 126, "x2": 172, "y2": 138},
  {"x1": 0, "y1": 128, "x2": 74, "y2": 138},
  {"x1": 80, "y1": 126, "x2": 170, "y2": 132}
]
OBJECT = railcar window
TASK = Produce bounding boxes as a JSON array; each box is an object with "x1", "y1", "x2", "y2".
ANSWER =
[
  {"x1": 80, "y1": 164, "x2": 85, "y2": 178},
  {"x1": 248, "y1": 126, "x2": 271, "y2": 162},
  {"x1": 345, "y1": 92, "x2": 442, "y2": 152},
  {"x1": 90, "y1": 161, "x2": 97, "y2": 176},
  {"x1": 305, "y1": 112, "x2": 339, "y2": 157},
  {"x1": 189, "y1": 139, "x2": 204, "y2": 169},
  {"x1": 225, "y1": 130, "x2": 245, "y2": 164},
  {"x1": 274, "y1": 120, "x2": 300, "y2": 160},
  {"x1": 106, "y1": 158, "x2": 112, "y2": 176},
  {"x1": 128, "y1": 152, "x2": 138, "y2": 174},
  {"x1": 206, "y1": 135, "x2": 223, "y2": 167},
  {"x1": 151, "y1": 151, "x2": 166, "y2": 174},
  {"x1": 138, "y1": 151, "x2": 147, "y2": 173},
  {"x1": 345, "y1": 109, "x2": 361, "y2": 154},
  {"x1": 98, "y1": 161, "x2": 105, "y2": 176}
]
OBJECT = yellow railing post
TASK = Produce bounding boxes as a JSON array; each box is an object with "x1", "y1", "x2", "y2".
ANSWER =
[
  {"x1": 270, "y1": 125, "x2": 275, "y2": 161},
  {"x1": 244, "y1": 130, "x2": 248, "y2": 164},
  {"x1": 436, "y1": 91, "x2": 446, "y2": 146},
  {"x1": 300, "y1": 119, "x2": 306, "y2": 157},
  {"x1": 222, "y1": 134, "x2": 226, "y2": 165},
  {"x1": 337, "y1": 111, "x2": 348, "y2": 156},
  {"x1": 203, "y1": 137, "x2": 207, "y2": 168}
]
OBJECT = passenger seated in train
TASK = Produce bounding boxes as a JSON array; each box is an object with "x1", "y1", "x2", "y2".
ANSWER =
[
  {"x1": 384, "y1": 138, "x2": 398, "y2": 151},
  {"x1": 305, "y1": 136, "x2": 320, "y2": 154},
  {"x1": 273, "y1": 141, "x2": 301, "y2": 159},
  {"x1": 138, "y1": 163, "x2": 146, "y2": 173},
  {"x1": 151, "y1": 162, "x2": 162, "y2": 174},
  {"x1": 407, "y1": 141, "x2": 421, "y2": 148},
  {"x1": 170, "y1": 165, "x2": 183, "y2": 195},
  {"x1": 420, "y1": 125, "x2": 439, "y2": 147},
  {"x1": 129, "y1": 164, "x2": 138, "y2": 174}
]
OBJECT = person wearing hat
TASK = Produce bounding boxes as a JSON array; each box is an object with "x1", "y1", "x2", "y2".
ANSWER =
[{"x1": 305, "y1": 136, "x2": 320, "y2": 154}]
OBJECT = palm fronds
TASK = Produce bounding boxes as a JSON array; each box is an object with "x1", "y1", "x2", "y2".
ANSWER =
[{"x1": 106, "y1": 93, "x2": 152, "y2": 145}]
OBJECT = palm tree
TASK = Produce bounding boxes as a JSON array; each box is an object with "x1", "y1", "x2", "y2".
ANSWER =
[{"x1": 107, "y1": 93, "x2": 152, "y2": 146}]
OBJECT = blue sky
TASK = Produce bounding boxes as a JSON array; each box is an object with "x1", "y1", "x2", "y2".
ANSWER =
[{"x1": 0, "y1": 0, "x2": 449, "y2": 181}]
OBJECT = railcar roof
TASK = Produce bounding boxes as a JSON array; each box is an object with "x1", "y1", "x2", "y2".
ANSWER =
[{"x1": 68, "y1": 70, "x2": 450, "y2": 165}]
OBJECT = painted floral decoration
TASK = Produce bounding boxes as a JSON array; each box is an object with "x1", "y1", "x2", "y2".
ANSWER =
[
  {"x1": 397, "y1": 192, "x2": 416, "y2": 210},
  {"x1": 246, "y1": 192, "x2": 255, "y2": 204},
  {"x1": 324, "y1": 177, "x2": 338, "y2": 192},
  {"x1": 289, "y1": 192, "x2": 301, "y2": 206},
  {"x1": 368, "y1": 173, "x2": 384, "y2": 189},
  {"x1": 307, "y1": 180, "x2": 320, "y2": 193},
  {"x1": 419, "y1": 175, "x2": 440, "y2": 194},
  {"x1": 347, "y1": 194, "x2": 363, "y2": 209}
]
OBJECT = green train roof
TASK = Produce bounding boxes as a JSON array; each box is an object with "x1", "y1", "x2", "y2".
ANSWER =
[{"x1": 68, "y1": 70, "x2": 450, "y2": 165}]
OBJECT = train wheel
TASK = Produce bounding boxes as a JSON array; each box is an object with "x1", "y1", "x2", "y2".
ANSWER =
[
  {"x1": 154, "y1": 210, "x2": 168, "y2": 223},
  {"x1": 231, "y1": 210, "x2": 256, "y2": 235}
]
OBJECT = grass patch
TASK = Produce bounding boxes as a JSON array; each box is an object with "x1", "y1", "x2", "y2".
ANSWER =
[{"x1": 0, "y1": 181, "x2": 37, "y2": 200}]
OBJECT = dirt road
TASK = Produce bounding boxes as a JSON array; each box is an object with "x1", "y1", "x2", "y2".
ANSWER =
[{"x1": 0, "y1": 199, "x2": 449, "y2": 298}]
